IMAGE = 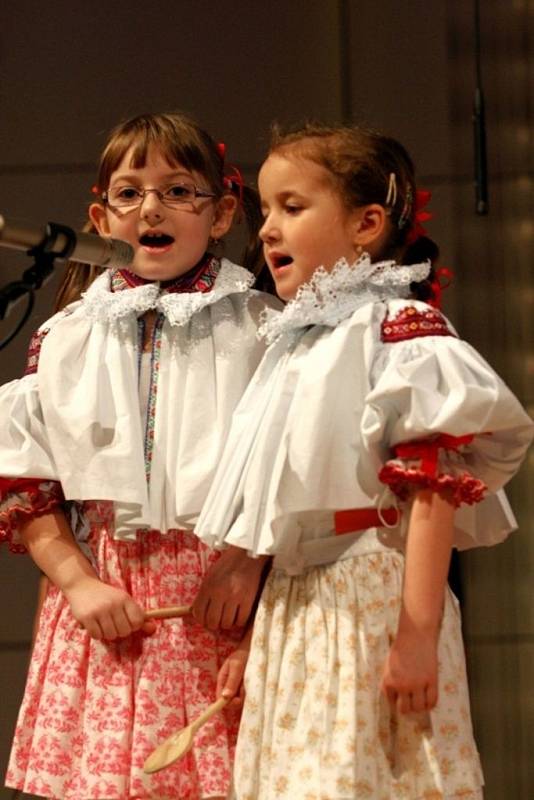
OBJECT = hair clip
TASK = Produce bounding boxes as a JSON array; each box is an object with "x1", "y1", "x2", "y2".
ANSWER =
[
  {"x1": 385, "y1": 173, "x2": 397, "y2": 208},
  {"x1": 216, "y1": 142, "x2": 226, "y2": 160},
  {"x1": 397, "y1": 186, "x2": 413, "y2": 229}
]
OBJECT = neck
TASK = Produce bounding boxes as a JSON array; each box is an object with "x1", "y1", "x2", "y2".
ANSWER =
[{"x1": 111, "y1": 253, "x2": 220, "y2": 294}]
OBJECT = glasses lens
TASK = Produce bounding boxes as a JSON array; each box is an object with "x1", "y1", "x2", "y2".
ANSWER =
[
  {"x1": 163, "y1": 183, "x2": 196, "y2": 204},
  {"x1": 108, "y1": 187, "x2": 142, "y2": 207}
]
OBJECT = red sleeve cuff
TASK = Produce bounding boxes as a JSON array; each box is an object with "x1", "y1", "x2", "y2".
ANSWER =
[{"x1": 0, "y1": 479, "x2": 64, "y2": 553}]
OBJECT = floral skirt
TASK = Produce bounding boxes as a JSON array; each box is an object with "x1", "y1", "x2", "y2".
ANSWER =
[
  {"x1": 5, "y1": 503, "x2": 240, "y2": 800},
  {"x1": 234, "y1": 550, "x2": 484, "y2": 800}
]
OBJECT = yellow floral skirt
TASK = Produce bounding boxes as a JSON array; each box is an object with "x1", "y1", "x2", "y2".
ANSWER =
[{"x1": 234, "y1": 551, "x2": 484, "y2": 800}]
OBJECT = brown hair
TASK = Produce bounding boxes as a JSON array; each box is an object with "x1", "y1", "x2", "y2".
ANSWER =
[
  {"x1": 55, "y1": 112, "x2": 267, "y2": 310},
  {"x1": 267, "y1": 122, "x2": 439, "y2": 302}
]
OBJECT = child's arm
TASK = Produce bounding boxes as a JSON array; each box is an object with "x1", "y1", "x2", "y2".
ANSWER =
[
  {"x1": 192, "y1": 545, "x2": 269, "y2": 630},
  {"x1": 381, "y1": 488, "x2": 455, "y2": 714},
  {"x1": 216, "y1": 624, "x2": 254, "y2": 708},
  {"x1": 20, "y1": 510, "x2": 153, "y2": 640}
]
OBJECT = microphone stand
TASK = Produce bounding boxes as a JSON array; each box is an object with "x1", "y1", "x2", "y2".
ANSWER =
[{"x1": 0, "y1": 222, "x2": 76, "y2": 350}]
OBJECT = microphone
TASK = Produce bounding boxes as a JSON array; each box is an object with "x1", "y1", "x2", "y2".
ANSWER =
[{"x1": 0, "y1": 214, "x2": 134, "y2": 269}]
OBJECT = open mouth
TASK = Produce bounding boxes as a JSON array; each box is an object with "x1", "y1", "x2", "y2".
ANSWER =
[
  {"x1": 271, "y1": 254, "x2": 293, "y2": 269},
  {"x1": 139, "y1": 232, "x2": 175, "y2": 249}
]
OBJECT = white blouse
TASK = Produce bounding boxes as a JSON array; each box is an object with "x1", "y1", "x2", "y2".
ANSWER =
[
  {"x1": 0, "y1": 259, "x2": 281, "y2": 538},
  {"x1": 195, "y1": 256, "x2": 533, "y2": 572}
]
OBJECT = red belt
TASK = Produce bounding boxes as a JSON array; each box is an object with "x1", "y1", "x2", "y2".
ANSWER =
[{"x1": 334, "y1": 507, "x2": 401, "y2": 535}]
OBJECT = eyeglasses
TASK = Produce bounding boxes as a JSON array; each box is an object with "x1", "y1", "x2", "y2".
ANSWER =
[{"x1": 102, "y1": 182, "x2": 217, "y2": 209}]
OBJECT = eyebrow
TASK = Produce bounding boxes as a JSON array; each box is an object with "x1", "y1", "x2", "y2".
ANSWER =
[
  {"x1": 110, "y1": 170, "x2": 195, "y2": 185},
  {"x1": 261, "y1": 190, "x2": 307, "y2": 204}
]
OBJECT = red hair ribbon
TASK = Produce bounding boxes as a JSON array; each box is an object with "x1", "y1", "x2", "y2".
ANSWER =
[
  {"x1": 428, "y1": 266, "x2": 454, "y2": 309},
  {"x1": 223, "y1": 164, "x2": 244, "y2": 205},
  {"x1": 91, "y1": 184, "x2": 100, "y2": 196},
  {"x1": 216, "y1": 142, "x2": 226, "y2": 160},
  {"x1": 406, "y1": 188, "x2": 432, "y2": 245},
  {"x1": 394, "y1": 434, "x2": 474, "y2": 477}
]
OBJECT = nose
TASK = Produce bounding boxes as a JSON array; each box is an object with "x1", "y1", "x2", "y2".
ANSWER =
[
  {"x1": 140, "y1": 189, "x2": 165, "y2": 221},
  {"x1": 259, "y1": 213, "x2": 279, "y2": 244}
]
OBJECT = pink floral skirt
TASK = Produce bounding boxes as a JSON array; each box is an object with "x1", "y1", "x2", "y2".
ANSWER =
[{"x1": 5, "y1": 502, "x2": 241, "y2": 800}]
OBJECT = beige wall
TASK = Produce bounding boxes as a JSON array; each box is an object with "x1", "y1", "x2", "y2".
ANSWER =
[{"x1": 0, "y1": 2, "x2": 531, "y2": 798}]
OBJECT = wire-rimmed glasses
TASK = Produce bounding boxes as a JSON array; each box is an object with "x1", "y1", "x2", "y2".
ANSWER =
[{"x1": 102, "y1": 182, "x2": 217, "y2": 209}]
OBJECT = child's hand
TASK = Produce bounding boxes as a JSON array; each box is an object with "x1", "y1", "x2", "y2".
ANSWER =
[
  {"x1": 193, "y1": 546, "x2": 269, "y2": 631},
  {"x1": 381, "y1": 631, "x2": 439, "y2": 714},
  {"x1": 217, "y1": 637, "x2": 251, "y2": 709},
  {"x1": 63, "y1": 576, "x2": 155, "y2": 640}
]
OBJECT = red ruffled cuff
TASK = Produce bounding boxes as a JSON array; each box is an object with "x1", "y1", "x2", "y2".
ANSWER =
[
  {"x1": 0, "y1": 478, "x2": 65, "y2": 553},
  {"x1": 378, "y1": 433, "x2": 487, "y2": 508}
]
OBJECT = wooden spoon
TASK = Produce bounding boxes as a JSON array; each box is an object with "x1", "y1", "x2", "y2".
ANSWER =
[
  {"x1": 143, "y1": 696, "x2": 229, "y2": 773},
  {"x1": 144, "y1": 605, "x2": 192, "y2": 620}
]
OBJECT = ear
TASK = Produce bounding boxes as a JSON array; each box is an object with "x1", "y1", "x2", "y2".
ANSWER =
[
  {"x1": 88, "y1": 203, "x2": 111, "y2": 236},
  {"x1": 351, "y1": 204, "x2": 388, "y2": 252},
  {"x1": 210, "y1": 194, "x2": 238, "y2": 239}
]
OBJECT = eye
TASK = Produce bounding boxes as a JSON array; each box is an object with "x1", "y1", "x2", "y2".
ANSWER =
[
  {"x1": 115, "y1": 186, "x2": 141, "y2": 200},
  {"x1": 165, "y1": 183, "x2": 194, "y2": 201},
  {"x1": 284, "y1": 203, "x2": 302, "y2": 215}
]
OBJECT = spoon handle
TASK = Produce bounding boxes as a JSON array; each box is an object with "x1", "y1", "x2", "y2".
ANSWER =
[
  {"x1": 145, "y1": 605, "x2": 192, "y2": 620},
  {"x1": 191, "y1": 697, "x2": 229, "y2": 733}
]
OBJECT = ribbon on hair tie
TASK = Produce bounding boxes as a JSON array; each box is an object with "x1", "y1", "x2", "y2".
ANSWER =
[
  {"x1": 429, "y1": 266, "x2": 454, "y2": 309},
  {"x1": 223, "y1": 164, "x2": 244, "y2": 205},
  {"x1": 406, "y1": 189, "x2": 432, "y2": 245},
  {"x1": 216, "y1": 142, "x2": 226, "y2": 159}
]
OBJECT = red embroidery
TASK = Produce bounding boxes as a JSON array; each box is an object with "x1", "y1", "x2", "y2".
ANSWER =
[
  {"x1": 381, "y1": 305, "x2": 455, "y2": 343},
  {"x1": 23, "y1": 328, "x2": 50, "y2": 376},
  {"x1": 112, "y1": 255, "x2": 220, "y2": 294}
]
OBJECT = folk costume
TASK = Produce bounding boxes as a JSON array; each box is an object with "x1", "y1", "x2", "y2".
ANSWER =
[
  {"x1": 0, "y1": 256, "x2": 280, "y2": 800},
  {"x1": 196, "y1": 256, "x2": 533, "y2": 800}
]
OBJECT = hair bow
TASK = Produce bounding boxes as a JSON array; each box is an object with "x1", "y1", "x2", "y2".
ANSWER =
[
  {"x1": 428, "y1": 266, "x2": 454, "y2": 309},
  {"x1": 223, "y1": 164, "x2": 244, "y2": 206},
  {"x1": 406, "y1": 189, "x2": 432, "y2": 245}
]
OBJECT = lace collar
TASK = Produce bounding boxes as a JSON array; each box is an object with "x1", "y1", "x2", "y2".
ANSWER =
[
  {"x1": 80, "y1": 258, "x2": 255, "y2": 326},
  {"x1": 258, "y1": 255, "x2": 431, "y2": 344}
]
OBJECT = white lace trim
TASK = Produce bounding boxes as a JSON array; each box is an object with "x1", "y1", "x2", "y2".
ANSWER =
[
  {"x1": 258, "y1": 255, "x2": 431, "y2": 344},
  {"x1": 81, "y1": 259, "x2": 255, "y2": 325}
]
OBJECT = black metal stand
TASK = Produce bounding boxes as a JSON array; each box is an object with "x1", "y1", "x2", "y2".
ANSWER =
[{"x1": 0, "y1": 223, "x2": 76, "y2": 350}]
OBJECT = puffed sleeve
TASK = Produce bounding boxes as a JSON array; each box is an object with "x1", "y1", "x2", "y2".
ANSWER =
[
  {"x1": 360, "y1": 302, "x2": 533, "y2": 547},
  {"x1": 0, "y1": 325, "x2": 64, "y2": 551}
]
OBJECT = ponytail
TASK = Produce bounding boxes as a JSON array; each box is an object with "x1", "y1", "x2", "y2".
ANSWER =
[
  {"x1": 404, "y1": 235, "x2": 440, "y2": 304},
  {"x1": 54, "y1": 220, "x2": 105, "y2": 312}
]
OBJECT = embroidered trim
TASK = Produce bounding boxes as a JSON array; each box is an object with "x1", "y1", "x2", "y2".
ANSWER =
[
  {"x1": 258, "y1": 255, "x2": 431, "y2": 345},
  {"x1": 110, "y1": 254, "x2": 220, "y2": 294},
  {"x1": 379, "y1": 463, "x2": 486, "y2": 507},
  {"x1": 144, "y1": 315, "x2": 164, "y2": 483},
  {"x1": 381, "y1": 305, "x2": 455, "y2": 343},
  {"x1": 23, "y1": 328, "x2": 50, "y2": 376}
]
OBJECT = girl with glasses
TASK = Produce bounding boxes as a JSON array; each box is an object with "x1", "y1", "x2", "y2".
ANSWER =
[
  {"x1": 1, "y1": 112, "x2": 280, "y2": 800},
  {"x1": 196, "y1": 123, "x2": 533, "y2": 799}
]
